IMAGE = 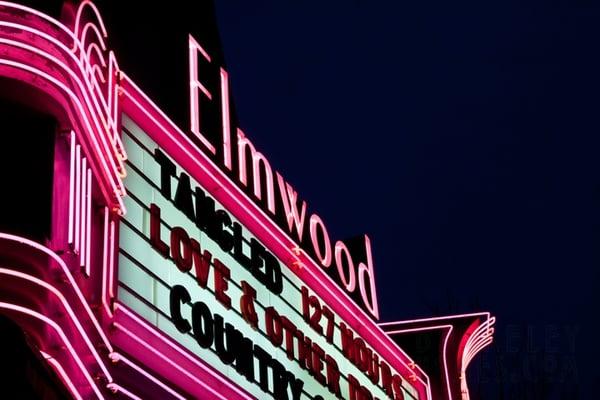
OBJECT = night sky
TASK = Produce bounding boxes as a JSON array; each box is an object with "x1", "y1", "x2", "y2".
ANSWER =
[
  {"x1": 21, "y1": 0, "x2": 597, "y2": 398},
  {"x1": 209, "y1": 1, "x2": 598, "y2": 398}
]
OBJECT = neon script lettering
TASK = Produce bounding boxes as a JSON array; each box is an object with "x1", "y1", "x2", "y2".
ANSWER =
[{"x1": 188, "y1": 34, "x2": 379, "y2": 320}]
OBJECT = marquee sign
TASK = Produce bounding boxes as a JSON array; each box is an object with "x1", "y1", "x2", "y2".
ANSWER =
[
  {"x1": 118, "y1": 115, "x2": 420, "y2": 399},
  {"x1": 0, "y1": 1, "x2": 494, "y2": 399}
]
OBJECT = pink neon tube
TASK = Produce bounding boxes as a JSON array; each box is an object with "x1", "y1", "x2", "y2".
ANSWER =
[
  {"x1": 0, "y1": 18, "x2": 125, "y2": 176},
  {"x1": 85, "y1": 168, "x2": 92, "y2": 275},
  {"x1": 80, "y1": 157, "x2": 87, "y2": 267},
  {"x1": 0, "y1": 35, "x2": 127, "y2": 211},
  {"x1": 0, "y1": 233, "x2": 113, "y2": 352},
  {"x1": 0, "y1": 268, "x2": 113, "y2": 382},
  {"x1": 387, "y1": 325, "x2": 453, "y2": 400},
  {"x1": 41, "y1": 351, "x2": 85, "y2": 400},
  {"x1": 74, "y1": 144, "x2": 81, "y2": 252},
  {"x1": 0, "y1": 302, "x2": 105, "y2": 399},
  {"x1": 106, "y1": 383, "x2": 142, "y2": 400},
  {"x1": 109, "y1": 352, "x2": 185, "y2": 400},
  {"x1": 115, "y1": 303, "x2": 253, "y2": 400},
  {"x1": 68, "y1": 130, "x2": 76, "y2": 245},
  {"x1": 101, "y1": 206, "x2": 113, "y2": 316},
  {"x1": 114, "y1": 322, "x2": 231, "y2": 400},
  {"x1": 108, "y1": 219, "x2": 116, "y2": 298},
  {"x1": 0, "y1": 56, "x2": 126, "y2": 214}
]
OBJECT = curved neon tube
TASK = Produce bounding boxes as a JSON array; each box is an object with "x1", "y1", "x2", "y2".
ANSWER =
[
  {"x1": 0, "y1": 56, "x2": 126, "y2": 212},
  {"x1": 41, "y1": 351, "x2": 85, "y2": 400},
  {"x1": 0, "y1": 19, "x2": 126, "y2": 174},
  {"x1": 106, "y1": 383, "x2": 142, "y2": 400},
  {"x1": 0, "y1": 233, "x2": 113, "y2": 352},
  {"x1": 0, "y1": 28, "x2": 127, "y2": 195},
  {"x1": 0, "y1": 268, "x2": 113, "y2": 382},
  {"x1": 115, "y1": 303, "x2": 252, "y2": 400},
  {"x1": 0, "y1": 302, "x2": 105, "y2": 399},
  {"x1": 112, "y1": 325, "x2": 227, "y2": 400},
  {"x1": 109, "y1": 352, "x2": 185, "y2": 400},
  {"x1": 74, "y1": 1, "x2": 108, "y2": 40},
  {"x1": 387, "y1": 325, "x2": 453, "y2": 400}
]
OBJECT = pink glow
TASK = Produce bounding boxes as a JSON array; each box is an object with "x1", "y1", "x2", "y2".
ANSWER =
[
  {"x1": 387, "y1": 325, "x2": 454, "y2": 400},
  {"x1": 0, "y1": 52, "x2": 126, "y2": 213},
  {"x1": 101, "y1": 206, "x2": 114, "y2": 317},
  {"x1": 115, "y1": 303, "x2": 253, "y2": 400},
  {"x1": 0, "y1": 302, "x2": 105, "y2": 399},
  {"x1": 188, "y1": 34, "x2": 215, "y2": 154},
  {"x1": 334, "y1": 241, "x2": 356, "y2": 291},
  {"x1": 220, "y1": 68, "x2": 232, "y2": 170},
  {"x1": 113, "y1": 322, "x2": 229, "y2": 400},
  {"x1": 459, "y1": 317, "x2": 495, "y2": 400},
  {"x1": 382, "y1": 312, "x2": 495, "y2": 400},
  {"x1": 109, "y1": 352, "x2": 185, "y2": 400},
  {"x1": 74, "y1": 1, "x2": 108, "y2": 40},
  {"x1": 41, "y1": 351, "x2": 85, "y2": 400},
  {"x1": 80, "y1": 22, "x2": 106, "y2": 52},
  {"x1": 309, "y1": 214, "x2": 332, "y2": 267},
  {"x1": 379, "y1": 312, "x2": 492, "y2": 327},
  {"x1": 236, "y1": 128, "x2": 276, "y2": 213},
  {"x1": 74, "y1": 0, "x2": 125, "y2": 175},
  {"x1": 0, "y1": 233, "x2": 113, "y2": 352},
  {"x1": 0, "y1": 19, "x2": 126, "y2": 186},
  {"x1": 121, "y1": 77, "x2": 430, "y2": 398},
  {"x1": 0, "y1": 17, "x2": 127, "y2": 210},
  {"x1": 68, "y1": 130, "x2": 76, "y2": 245},
  {"x1": 277, "y1": 173, "x2": 307, "y2": 240},
  {"x1": 80, "y1": 157, "x2": 87, "y2": 267},
  {"x1": 108, "y1": 219, "x2": 116, "y2": 298},
  {"x1": 357, "y1": 235, "x2": 379, "y2": 320},
  {"x1": 0, "y1": 268, "x2": 113, "y2": 382},
  {"x1": 85, "y1": 168, "x2": 92, "y2": 276},
  {"x1": 106, "y1": 383, "x2": 142, "y2": 400},
  {"x1": 85, "y1": 42, "x2": 107, "y2": 69},
  {"x1": 75, "y1": 144, "x2": 81, "y2": 252}
]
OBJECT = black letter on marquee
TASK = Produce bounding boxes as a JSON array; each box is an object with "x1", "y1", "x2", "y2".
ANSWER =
[
  {"x1": 154, "y1": 149, "x2": 176, "y2": 199},
  {"x1": 214, "y1": 315, "x2": 239, "y2": 365},
  {"x1": 194, "y1": 187, "x2": 215, "y2": 232},
  {"x1": 192, "y1": 301, "x2": 214, "y2": 348},
  {"x1": 253, "y1": 345, "x2": 272, "y2": 393},
  {"x1": 235, "y1": 336, "x2": 255, "y2": 382},
  {"x1": 169, "y1": 285, "x2": 191, "y2": 333},
  {"x1": 174, "y1": 172, "x2": 196, "y2": 221}
]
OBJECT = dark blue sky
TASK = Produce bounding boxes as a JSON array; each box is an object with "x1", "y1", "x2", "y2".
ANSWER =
[{"x1": 212, "y1": 1, "x2": 598, "y2": 397}]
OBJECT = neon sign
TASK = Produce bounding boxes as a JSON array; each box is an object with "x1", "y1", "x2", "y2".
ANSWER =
[
  {"x1": 188, "y1": 35, "x2": 380, "y2": 320},
  {"x1": 0, "y1": 2, "x2": 493, "y2": 399}
]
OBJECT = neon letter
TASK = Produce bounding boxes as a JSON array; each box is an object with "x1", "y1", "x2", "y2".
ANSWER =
[
  {"x1": 189, "y1": 34, "x2": 216, "y2": 153},
  {"x1": 276, "y1": 172, "x2": 307, "y2": 241},
  {"x1": 237, "y1": 128, "x2": 276, "y2": 214},
  {"x1": 334, "y1": 241, "x2": 357, "y2": 292},
  {"x1": 309, "y1": 214, "x2": 332, "y2": 267},
  {"x1": 357, "y1": 235, "x2": 380, "y2": 320}
]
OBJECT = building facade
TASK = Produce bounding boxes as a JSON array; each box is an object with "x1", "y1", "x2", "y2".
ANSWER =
[{"x1": 0, "y1": 1, "x2": 494, "y2": 399}]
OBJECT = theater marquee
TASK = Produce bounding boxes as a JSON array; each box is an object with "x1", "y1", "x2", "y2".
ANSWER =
[{"x1": 0, "y1": 1, "x2": 494, "y2": 399}]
